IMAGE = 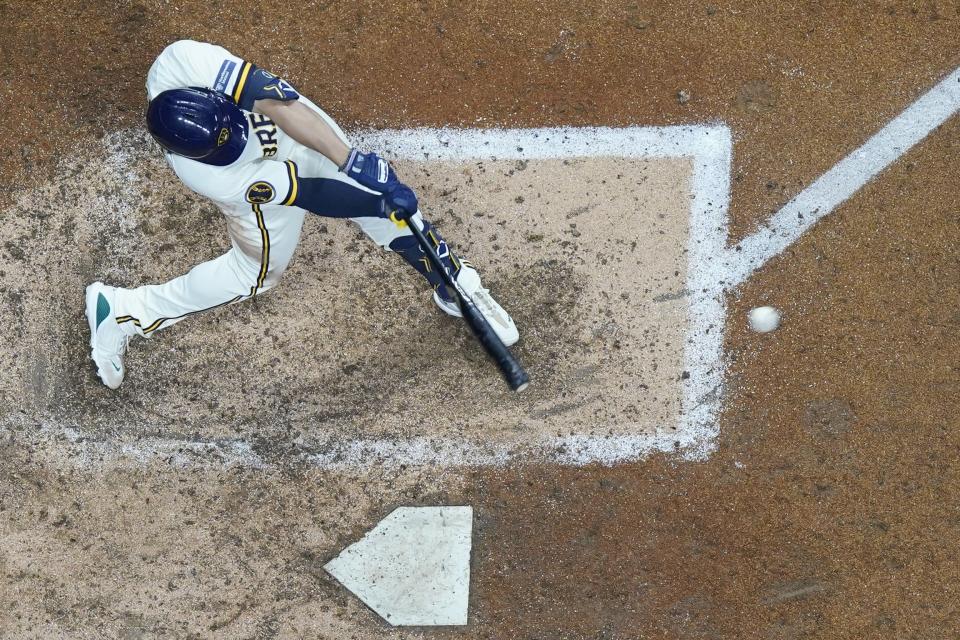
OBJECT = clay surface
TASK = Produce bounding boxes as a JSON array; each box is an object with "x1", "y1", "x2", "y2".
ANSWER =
[{"x1": 1, "y1": 2, "x2": 959, "y2": 638}]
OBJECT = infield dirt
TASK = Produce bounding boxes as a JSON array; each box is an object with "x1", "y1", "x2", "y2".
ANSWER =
[{"x1": 1, "y1": 1, "x2": 958, "y2": 638}]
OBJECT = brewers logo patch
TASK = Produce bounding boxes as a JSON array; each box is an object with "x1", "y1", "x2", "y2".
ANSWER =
[
  {"x1": 217, "y1": 127, "x2": 230, "y2": 146},
  {"x1": 246, "y1": 181, "x2": 275, "y2": 204}
]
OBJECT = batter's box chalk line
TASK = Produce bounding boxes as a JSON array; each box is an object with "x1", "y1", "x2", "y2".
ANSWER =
[{"x1": 14, "y1": 64, "x2": 960, "y2": 469}]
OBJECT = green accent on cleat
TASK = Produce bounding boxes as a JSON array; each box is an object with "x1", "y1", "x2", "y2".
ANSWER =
[{"x1": 96, "y1": 293, "x2": 110, "y2": 329}]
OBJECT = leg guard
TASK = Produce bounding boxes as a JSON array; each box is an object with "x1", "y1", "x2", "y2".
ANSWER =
[{"x1": 388, "y1": 217, "x2": 463, "y2": 302}]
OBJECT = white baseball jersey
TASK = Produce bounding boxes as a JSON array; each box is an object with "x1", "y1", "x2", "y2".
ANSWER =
[
  {"x1": 113, "y1": 40, "x2": 415, "y2": 338},
  {"x1": 146, "y1": 39, "x2": 304, "y2": 211}
]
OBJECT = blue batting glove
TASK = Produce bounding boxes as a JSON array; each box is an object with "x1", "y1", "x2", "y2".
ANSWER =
[
  {"x1": 340, "y1": 149, "x2": 399, "y2": 193},
  {"x1": 387, "y1": 183, "x2": 419, "y2": 219}
]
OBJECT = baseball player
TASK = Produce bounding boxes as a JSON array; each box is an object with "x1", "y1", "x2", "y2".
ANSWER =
[{"x1": 86, "y1": 39, "x2": 518, "y2": 389}]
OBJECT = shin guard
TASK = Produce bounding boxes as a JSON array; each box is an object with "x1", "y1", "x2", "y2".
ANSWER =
[{"x1": 388, "y1": 220, "x2": 462, "y2": 302}]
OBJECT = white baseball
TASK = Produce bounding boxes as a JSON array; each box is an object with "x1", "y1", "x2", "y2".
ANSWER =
[{"x1": 748, "y1": 306, "x2": 781, "y2": 333}]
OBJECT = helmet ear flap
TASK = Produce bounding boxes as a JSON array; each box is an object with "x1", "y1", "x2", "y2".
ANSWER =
[{"x1": 145, "y1": 88, "x2": 248, "y2": 166}]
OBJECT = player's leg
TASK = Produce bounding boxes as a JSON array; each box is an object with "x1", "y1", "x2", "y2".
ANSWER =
[
  {"x1": 86, "y1": 249, "x2": 263, "y2": 389},
  {"x1": 346, "y1": 208, "x2": 517, "y2": 344},
  {"x1": 112, "y1": 206, "x2": 306, "y2": 337},
  {"x1": 87, "y1": 206, "x2": 307, "y2": 389}
]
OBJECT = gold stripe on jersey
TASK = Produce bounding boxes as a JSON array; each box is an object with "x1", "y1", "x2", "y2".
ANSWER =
[
  {"x1": 232, "y1": 61, "x2": 253, "y2": 103},
  {"x1": 251, "y1": 203, "x2": 271, "y2": 295},
  {"x1": 282, "y1": 161, "x2": 299, "y2": 205}
]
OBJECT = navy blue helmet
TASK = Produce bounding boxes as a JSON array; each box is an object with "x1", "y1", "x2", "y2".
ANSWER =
[{"x1": 146, "y1": 87, "x2": 248, "y2": 166}]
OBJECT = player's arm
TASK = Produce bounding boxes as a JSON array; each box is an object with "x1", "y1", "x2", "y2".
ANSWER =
[
  {"x1": 254, "y1": 98, "x2": 350, "y2": 168},
  {"x1": 239, "y1": 63, "x2": 415, "y2": 212},
  {"x1": 233, "y1": 65, "x2": 350, "y2": 167},
  {"x1": 253, "y1": 96, "x2": 419, "y2": 216},
  {"x1": 220, "y1": 156, "x2": 416, "y2": 221},
  {"x1": 256, "y1": 100, "x2": 409, "y2": 209}
]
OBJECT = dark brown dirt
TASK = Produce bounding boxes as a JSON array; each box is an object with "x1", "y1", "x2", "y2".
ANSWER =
[{"x1": 3, "y1": 1, "x2": 959, "y2": 639}]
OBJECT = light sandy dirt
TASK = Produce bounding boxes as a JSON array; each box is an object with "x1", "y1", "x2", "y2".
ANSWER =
[
  {"x1": 1, "y1": 146, "x2": 694, "y2": 637},
  {"x1": 0, "y1": 461, "x2": 468, "y2": 639},
  {"x1": 2, "y1": 147, "x2": 693, "y2": 448}
]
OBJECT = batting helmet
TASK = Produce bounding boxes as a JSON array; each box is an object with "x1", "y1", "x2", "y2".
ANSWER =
[{"x1": 146, "y1": 87, "x2": 248, "y2": 166}]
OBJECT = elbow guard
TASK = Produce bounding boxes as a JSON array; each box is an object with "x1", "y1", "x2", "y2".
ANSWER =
[{"x1": 233, "y1": 64, "x2": 300, "y2": 110}]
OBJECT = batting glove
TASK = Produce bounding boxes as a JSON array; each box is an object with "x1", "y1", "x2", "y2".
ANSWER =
[
  {"x1": 386, "y1": 183, "x2": 419, "y2": 219},
  {"x1": 341, "y1": 149, "x2": 419, "y2": 218},
  {"x1": 340, "y1": 149, "x2": 399, "y2": 193}
]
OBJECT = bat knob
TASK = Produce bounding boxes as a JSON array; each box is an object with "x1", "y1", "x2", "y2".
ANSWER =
[{"x1": 508, "y1": 367, "x2": 530, "y2": 393}]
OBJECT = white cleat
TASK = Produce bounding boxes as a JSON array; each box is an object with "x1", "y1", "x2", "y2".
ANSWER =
[
  {"x1": 432, "y1": 265, "x2": 520, "y2": 347},
  {"x1": 85, "y1": 282, "x2": 130, "y2": 390}
]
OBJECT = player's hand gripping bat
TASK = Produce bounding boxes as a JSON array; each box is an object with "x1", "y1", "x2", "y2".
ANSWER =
[{"x1": 398, "y1": 208, "x2": 530, "y2": 392}]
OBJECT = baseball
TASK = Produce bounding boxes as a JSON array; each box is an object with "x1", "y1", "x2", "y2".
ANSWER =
[{"x1": 748, "y1": 306, "x2": 781, "y2": 333}]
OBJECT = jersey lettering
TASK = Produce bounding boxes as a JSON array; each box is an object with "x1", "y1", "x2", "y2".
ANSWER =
[{"x1": 248, "y1": 113, "x2": 279, "y2": 158}]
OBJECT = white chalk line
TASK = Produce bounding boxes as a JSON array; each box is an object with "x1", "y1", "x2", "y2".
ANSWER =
[
  {"x1": 17, "y1": 61, "x2": 958, "y2": 471},
  {"x1": 6, "y1": 125, "x2": 733, "y2": 469},
  {"x1": 19, "y1": 418, "x2": 707, "y2": 471},
  {"x1": 726, "y1": 65, "x2": 960, "y2": 285}
]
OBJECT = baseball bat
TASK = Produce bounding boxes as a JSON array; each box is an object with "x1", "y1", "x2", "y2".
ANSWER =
[{"x1": 404, "y1": 215, "x2": 530, "y2": 392}]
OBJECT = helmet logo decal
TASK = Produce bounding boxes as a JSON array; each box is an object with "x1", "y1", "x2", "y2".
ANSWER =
[
  {"x1": 246, "y1": 181, "x2": 275, "y2": 204},
  {"x1": 217, "y1": 127, "x2": 230, "y2": 146}
]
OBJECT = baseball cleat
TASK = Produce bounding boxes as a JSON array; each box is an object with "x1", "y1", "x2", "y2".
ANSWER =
[
  {"x1": 433, "y1": 265, "x2": 519, "y2": 347},
  {"x1": 85, "y1": 282, "x2": 131, "y2": 390}
]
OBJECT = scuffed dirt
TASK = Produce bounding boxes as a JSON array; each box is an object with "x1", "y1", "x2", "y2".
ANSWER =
[
  {"x1": 1, "y1": 148, "x2": 693, "y2": 455},
  {"x1": 0, "y1": 458, "x2": 470, "y2": 639}
]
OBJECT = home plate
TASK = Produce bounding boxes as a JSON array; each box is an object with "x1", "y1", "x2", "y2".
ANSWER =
[{"x1": 324, "y1": 506, "x2": 473, "y2": 626}]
